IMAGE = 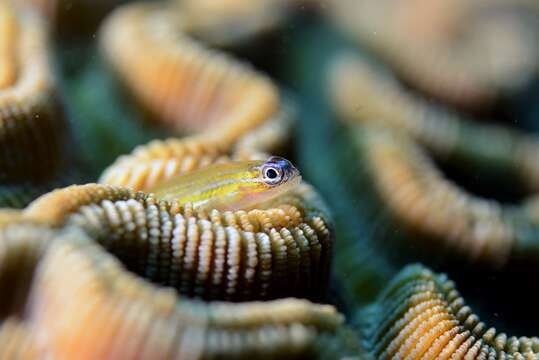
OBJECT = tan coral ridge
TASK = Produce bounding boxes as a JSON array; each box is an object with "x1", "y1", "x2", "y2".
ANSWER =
[
  {"x1": 330, "y1": 54, "x2": 539, "y2": 265},
  {"x1": 8, "y1": 0, "x2": 128, "y2": 38},
  {"x1": 0, "y1": 3, "x2": 71, "y2": 187},
  {"x1": 23, "y1": 182, "x2": 334, "y2": 301},
  {"x1": 352, "y1": 125, "x2": 539, "y2": 266},
  {"x1": 330, "y1": 53, "x2": 539, "y2": 192},
  {"x1": 0, "y1": 222, "x2": 341, "y2": 359},
  {"x1": 173, "y1": 0, "x2": 291, "y2": 46},
  {"x1": 0, "y1": 179, "x2": 340, "y2": 359},
  {"x1": 100, "y1": 1, "x2": 279, "y2": 138},
  {"x1": 327, "y1": 0, "x2": 539, "y2": 107},
  {"x1": 362, "y1": 264, "x2": 539, "y2": 359},
  {"x1": 99, "y1": 106, "x2": 294, "y2": 191},
  {"x1": 99, "y1": 1, "x2": 295, "y2": 190}
]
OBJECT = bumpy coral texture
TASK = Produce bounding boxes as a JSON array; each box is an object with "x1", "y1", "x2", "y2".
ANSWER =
[
  {"x1": 0, "y1": 4, "x2": 71, "y2": 185},
  {"x1": 23, "y1": 182, "x2": 333, "y2": 301},
  {"x1": 98, "y1": 1, "x2": 294, "y2": 190},
  {"x1": 173, "y1": 0, "x2": 290, "y2": 45},
  {"x1": 330, "y1": 53, "x2": 539, "y2": 191},
  {"x1": 13, "y1": 0, "x2": 539, "y2": 359},
  {"x1": 0, "y1": 2, "x2": 346, "y2": 357},
  {"x1": 327, "y1": 0, "x2": 539, "y2": 107},
  {"x1": 0, "y1": 1, "x2": 392, "y2": 360},
  {"x1": 0, "y1": 221, "x2": 342, "y2": 359},
  {"x1": 352, "y1": 125, "x2": 539, "y2": 265},
  {"x1": 362, "y1": 264, "x2": 539, "y2": 359},
  {"x1": 100, "y1": 2, "x2": 278, "y2": 139},
  {"x1": 8, "y1": 0, "x2": 128, "y2": 37}
]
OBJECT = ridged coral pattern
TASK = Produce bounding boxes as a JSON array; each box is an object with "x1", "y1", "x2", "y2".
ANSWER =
[
  {"x1": 327, "y1": 0, "x2": 539, "y2": 107},
  {"x1": 23, "y1": 183, "x2": 333, "y2": 301},
  {"x1": 100, "y1": 2, "x2": 278, "y2": 140},
  {"x1": 5, "y1": 0, "x2": 539, "y2": 358},
  {"x1": 330, "y1": 53, "x2": 539, "y2": 191},
  {"x1": 174, "y1": 0, "x2": 289, "y2": 45},
  {"x1": 97, "y1": 1, "x2": 295, "y2": 190},
  {"x1": 0, "y1": 4, "x2": 71, "y2": 184},
  {"x1": 0, "y1": 213, "x2": 339, "y2": 358},
  {"x1": 362, "y1": 264, "x2": 539, "y2": 359},
  {"x1": 99, "y1": 107, "x2": 295, "y2": 190},
  {"x1": 99, "y1": 137, "x2": 231, "y2": 190},
  {"x1": 358, "y1": 126, "x2": 516, "y2": 264},
  {"x1": 351, "y1": 125, "x2": 539, "y2": 265},
  {"x1": 0, "y1": 3, "x2": 347, "y2": 355}
]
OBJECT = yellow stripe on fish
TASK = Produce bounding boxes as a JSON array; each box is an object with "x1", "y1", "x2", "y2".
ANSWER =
[{"x1": 149, "y1": 156, "x2": 302, "y2": 211}]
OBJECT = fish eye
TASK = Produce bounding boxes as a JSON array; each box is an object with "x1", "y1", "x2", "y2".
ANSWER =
[{"x1": 263, "y1": 166, "x2": 282, "y2": 184}]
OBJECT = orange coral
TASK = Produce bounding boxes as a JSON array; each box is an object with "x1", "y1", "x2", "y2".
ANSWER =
[
  {"x1": 174, "y1": 0, "x2": 290, "y2": 45},
  {"x1": 357, "y1": 126, "x2": 514, "y2": 264},
  {"x1": 328, "y1": 0, "x2": 539, "y2": 107},
  {"x1": 100, "y1": 2, "x2": 279, "y2": 142},
  {"x1": 0, "y1": 221, "x2": 341, "y2": 359},
  {"x1": 0, "y1": 3, "x2": 72, "y2": 184},
  {"x1": 98, "y1": 2, "x2": 295, "y2": 189},
  {"x1": 350, "y1": 125, "x2": 539, "y2": 265},
  {"x1": 363, "y1": 264, "x2": 539, "y2": 359},
  {"x1": 23, "y1": 182, "x2": 333, "y2": 301},
  {"x1": 330, "y1": 53, "x2": 539, "y2": 191},
  {"x1": 0, "y1": 173, "x2": 340, "y2": 358}
]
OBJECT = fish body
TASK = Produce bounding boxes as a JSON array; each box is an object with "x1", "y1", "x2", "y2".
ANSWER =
[{"x1": 150, "y1": 156, "x2": 301, "y2": 211}]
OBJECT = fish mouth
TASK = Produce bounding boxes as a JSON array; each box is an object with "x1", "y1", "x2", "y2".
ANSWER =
[
  {"x1": 274, "y1": 173, "x2": 302, "y2": 199},
  {"x1": 285, "y1": 165, "x2": 301, "y2": 189},
  {"x1": 248, "y1": 175, "x2": 301, "y2": 211},
  {"x1": 284, "y1": 159, "x2": 300, "y2": 178},
  {"x1": 286, "y1": 172, "x2": 301, "y2": 189}
]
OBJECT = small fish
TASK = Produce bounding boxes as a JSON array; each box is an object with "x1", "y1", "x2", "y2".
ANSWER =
[{"x1": 149, "y1": 156, "x2": 302, "y2": 211}]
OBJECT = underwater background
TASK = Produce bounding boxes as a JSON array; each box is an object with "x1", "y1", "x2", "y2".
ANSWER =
[{"x1": 1, "y1": 0, "x2": 539, "y2": 358}]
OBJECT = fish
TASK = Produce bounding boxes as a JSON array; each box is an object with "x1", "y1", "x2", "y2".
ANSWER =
[{"x1": 149, "y1": 156, "x2": 302, "y2": 211}]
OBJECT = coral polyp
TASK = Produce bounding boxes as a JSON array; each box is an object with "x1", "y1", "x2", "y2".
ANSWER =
[
  {"x1": 35, "y1": 229, "x2": 341, "y2": 359},
  {"x1": 98, "y1": 111, "x2": 294, "y2": 191},
  {"x1": 0, "y1": 4, "x2": 69, "y2": 182},
  {"x1": 99, "y1": 137, "x2": 231, "y2": 190}
]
